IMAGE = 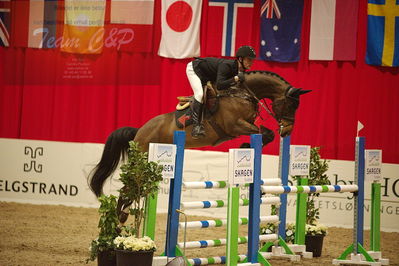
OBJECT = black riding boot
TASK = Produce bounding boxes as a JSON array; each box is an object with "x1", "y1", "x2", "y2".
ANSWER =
[{"x1": 191, "y1": 99, "x2": 205, "y2": 139}]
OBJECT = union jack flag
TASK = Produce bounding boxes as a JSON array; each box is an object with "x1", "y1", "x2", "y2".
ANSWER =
[
  {"x1": 261, "y1": 0, "x2": 281, "y2": 19},
  {"x1": 0, "y1": 0, "x2": 10, "y2": 46}
]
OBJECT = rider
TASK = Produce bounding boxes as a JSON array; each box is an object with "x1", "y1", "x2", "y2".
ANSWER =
[{"x1": 186, "y1": 45, "x2": 256, "y2": 139}]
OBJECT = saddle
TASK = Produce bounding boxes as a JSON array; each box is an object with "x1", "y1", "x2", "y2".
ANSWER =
[{"x1": 175, "y1": 82, "x2": 219, "y2": 128}]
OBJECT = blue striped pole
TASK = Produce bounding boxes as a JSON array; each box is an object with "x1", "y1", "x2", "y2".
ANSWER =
[
  {"x1": 247, "y1": 134, "x2": 262, "y2": 263},
  {"x1": 165, "y1": 131, "x2": 186, "y2": 257},
  {"x1": 278, "y1": 136, "x2": 290, "y2": 239}
]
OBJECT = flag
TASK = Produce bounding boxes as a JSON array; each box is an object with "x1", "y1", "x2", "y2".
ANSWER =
[
  {"x1": 206, "y1": 0, "x2": 254, "y2": 57},
  {"x1": 158, "y1": 0, "x2": 202, "y2": 59},
  {"x1": 357, "y1": 121, "x2": 364, "y2": 136},
  {"x1": 109, "y1": 0, "x2": 154, "y2": 52},
  {"x1": 260, "y1": 0, "x2": 304, "y2": 62},
  {"x1": 11, "y1": 0, "x2": 60, "y2": 48},
  {"x1": 29, "y1": 0, "x2": 59, "y2": 48},
  {"x1": 0, "y1": 0, "x2": 10, "y2": 47},
  {"x1": 309, "y1": 0, "x2": 359, "y2": 61},
  {"x1": 366, "y1": 0, "x2": 399, "y2": 67},
  {"x1": 61, "y1": 0, "x2": 106, "y2": 54}
]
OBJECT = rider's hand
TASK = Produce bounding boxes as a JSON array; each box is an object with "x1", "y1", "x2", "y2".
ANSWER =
[{"x1": 236, "y1": 72, "x2": 245, "y2": 82}]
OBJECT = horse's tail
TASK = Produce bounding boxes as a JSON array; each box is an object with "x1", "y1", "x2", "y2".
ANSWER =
[{"x1": 89, "y1": 127, "x2": 139, "y2": 197}]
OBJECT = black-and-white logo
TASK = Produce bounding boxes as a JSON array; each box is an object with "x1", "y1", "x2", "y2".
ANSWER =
[{"x1": 24, "y1": 146, "x2": 43, "y2": 173}]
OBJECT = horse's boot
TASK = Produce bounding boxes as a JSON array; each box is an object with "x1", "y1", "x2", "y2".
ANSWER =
[{"x1": 191, "y1": 99, "x2": 205, "y2": 139}]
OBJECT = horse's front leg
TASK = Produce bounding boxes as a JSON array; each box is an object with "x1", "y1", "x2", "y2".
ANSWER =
[
  {"x1": 259, "y1": 125, "x2": 275, "y2": 147},
  {"x1": 233, "y1": 119, "x2": 275, "y2": 147},
  {"x1": 232, "y1": 118, "x2": 259, "y2": 135}
]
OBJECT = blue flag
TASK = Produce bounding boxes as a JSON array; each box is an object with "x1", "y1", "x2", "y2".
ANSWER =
[
  {"x1": 366, "y1": 0, "x2": 399, "y2": 67},
  {"x1": 260, "y1": 0, "x2": 304, "y2": 62}
]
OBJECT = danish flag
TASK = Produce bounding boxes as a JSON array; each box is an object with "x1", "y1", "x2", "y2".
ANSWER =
[{"x1": 261, "y1": 0, "x2": 281, "y2": 19}]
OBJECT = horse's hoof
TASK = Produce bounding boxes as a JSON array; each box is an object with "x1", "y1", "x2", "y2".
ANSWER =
[
  {"x1": 261, "y1": 126, "x2": 275, "y2": 146},
  {"x1": 240, "y1": 143, "x2": 251, "y2": 148},
  {"x1": 118, "y1": 212, "x2": 129, "y2": 224}
]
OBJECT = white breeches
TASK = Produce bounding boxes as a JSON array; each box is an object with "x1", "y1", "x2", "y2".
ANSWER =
[{"x1": 186, "y1": 62, "x2": 203, "y2": 103}]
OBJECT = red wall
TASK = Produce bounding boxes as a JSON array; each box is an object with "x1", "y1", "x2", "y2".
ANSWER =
[{"x1": 1, "y1": 0, "x2": 398, "y2": 163}]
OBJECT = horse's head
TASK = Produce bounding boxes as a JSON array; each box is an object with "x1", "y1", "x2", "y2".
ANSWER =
[{"x1": 272, "y1": 87, "x2": 311, "y2": 137}]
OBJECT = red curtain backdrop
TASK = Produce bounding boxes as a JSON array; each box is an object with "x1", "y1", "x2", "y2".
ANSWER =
[{"x1": 1, "y1": 0, "x2": 398, "y2": 163}]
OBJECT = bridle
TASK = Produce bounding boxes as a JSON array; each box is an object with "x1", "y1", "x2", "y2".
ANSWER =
[{"x1": 241, "y1": 82, "x2": 297, "y2": 134}]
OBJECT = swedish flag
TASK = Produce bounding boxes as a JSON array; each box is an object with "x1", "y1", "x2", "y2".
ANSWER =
[{"x1": 366, "y1": 0, "x2": 399, "y2": 67}]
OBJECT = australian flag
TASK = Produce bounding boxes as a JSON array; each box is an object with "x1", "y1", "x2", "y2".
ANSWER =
[
  {"x1": 260, "y1": 0, "x2": 304, "y2": 62},
  {"x1": 0, "y1": 0, "x2": 10, "y2": 47}
]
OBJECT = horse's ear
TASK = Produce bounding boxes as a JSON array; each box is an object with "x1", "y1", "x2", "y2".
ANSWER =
[
  {"x1": 298, "y1": 89, "x2": 312, "y2": 95},
  {"x1": 287, "y1": 88, "x2": 311, "y2": 97},
  {"x1": 287, "y1": 87, "x2": 300, "y2": 96}
]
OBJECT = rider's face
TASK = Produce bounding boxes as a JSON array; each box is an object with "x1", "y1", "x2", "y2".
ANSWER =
[{"x1": 242, "y1": 57, "x2": 254, "y2": 70}]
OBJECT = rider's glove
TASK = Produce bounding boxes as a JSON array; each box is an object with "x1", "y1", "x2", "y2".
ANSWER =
[{"x1": 237, "y1": 72, "x2": 245, "y2": 82}]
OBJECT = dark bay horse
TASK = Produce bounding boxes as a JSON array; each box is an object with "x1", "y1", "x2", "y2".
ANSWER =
[{"x1": 89, "y1": 71, "x2": 310, "y2": 197}]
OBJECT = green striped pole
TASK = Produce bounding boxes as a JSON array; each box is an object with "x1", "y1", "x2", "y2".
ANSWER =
[
  {"x1": 295, "y1": 177, "x2": 308, "y2": 245},
  {"x1": 370, "y1": 181, "x2": 381, "y2": 251},
  {"x1": 226, "y1": 186, "x2": 240, "y2": 266}
]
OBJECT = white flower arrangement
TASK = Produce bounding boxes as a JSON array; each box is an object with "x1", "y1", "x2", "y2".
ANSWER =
[
  {"x1": 305, "y1": 223, "x2": 328, "y2": 236},
  {"x1": 114, "y1": 235, "x2": 156, "y2": 252}
]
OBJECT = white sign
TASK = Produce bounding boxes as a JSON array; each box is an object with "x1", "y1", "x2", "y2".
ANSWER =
[
  {"x1": 365, "y1": 150, "x2": 382, "y2": 182},
  {"x1": 228, "y1": 149, "x2": 254, "y2": 185},
  {"x1": 148, "y1": 143, "x2": 177, "y2": 179},
  {"x1": 289, "y1": 145, "x2": 310, "y2": 176}
]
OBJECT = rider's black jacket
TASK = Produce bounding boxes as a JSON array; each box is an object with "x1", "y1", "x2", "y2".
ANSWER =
[{"x1": 192, "y1": 57, "x2": 239, "y2": 90}]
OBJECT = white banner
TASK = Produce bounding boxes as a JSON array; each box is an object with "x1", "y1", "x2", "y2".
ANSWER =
[{"x1": 1, "y1": 138, "x2": 398, "y2": 232}]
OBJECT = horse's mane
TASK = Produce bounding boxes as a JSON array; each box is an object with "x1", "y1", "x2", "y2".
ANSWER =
[{"x1": 245, "y1": 70, "x2": 291, "y2": 85}]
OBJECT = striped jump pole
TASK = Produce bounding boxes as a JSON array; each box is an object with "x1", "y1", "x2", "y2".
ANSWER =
[
  {"x1": 164, "y1": 133, "x2": 273, "y2": 265},
  {"x1": 258, "y1": 136, "x2": 386, "y2": 265}
]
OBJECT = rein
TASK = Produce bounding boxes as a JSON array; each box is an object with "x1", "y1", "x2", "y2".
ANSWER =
[
  {"x1": 240, "y1": 81, "x2": 276, "y2": 119},
  {"x1": 240, "y1": 81, "x2": 295, "y2": 132}
]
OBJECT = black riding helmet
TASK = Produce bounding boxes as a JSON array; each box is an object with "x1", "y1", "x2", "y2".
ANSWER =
[{"x1": 236, "y1": 45, "x2": 256, "y2": 59}]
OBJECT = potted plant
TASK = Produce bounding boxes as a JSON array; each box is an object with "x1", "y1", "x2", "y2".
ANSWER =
[
  {"x1": 259, "y1": 219, "x2": 296, "y2": 250},
  {"x1": 114, "y1": 141, "x2": 163, "y2": 266},
  {"x1": 292, "y1": 146, "x2": 330, "y2": 257},
  {"x1": 87, "y1": 194, "x2": 119, "y2": 266}
]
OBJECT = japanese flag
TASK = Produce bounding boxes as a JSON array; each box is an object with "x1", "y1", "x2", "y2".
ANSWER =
[{"x1": 158, "y1": 0, "x2": 202, "y2": 59}]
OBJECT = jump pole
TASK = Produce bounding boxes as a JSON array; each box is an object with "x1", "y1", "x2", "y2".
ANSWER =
[
  {"x1": 369, "y1": 180, "x2": 388, "y2": 264},
  {"x1": 144, "y1": 133, "x2": 185, "y2": 240},
  {"x1": 259, "y1": 136, "x2": 383, "y2": 265},
  {"x1": 332, "y1": 136, "x2": 380, "y2": 265},
  {"x1": 277, "y1": 136, "x2": 290, "y2": 239},
  {"x1": 164, "y1": 133, "x2": 267, "y2": 265},
  {"x1": 164, "y1": 130, "x2": 186, "y2": 258}
]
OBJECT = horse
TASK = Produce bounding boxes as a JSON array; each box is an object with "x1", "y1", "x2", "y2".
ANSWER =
[{"x1": 89, "y1": 70, "x2": 310, "y2": 198}]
